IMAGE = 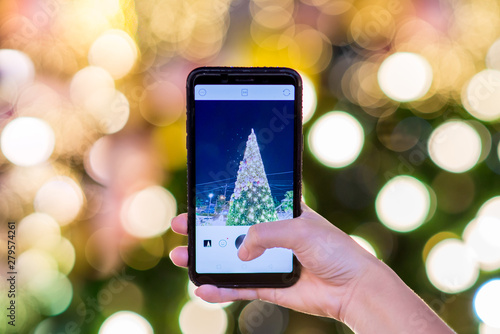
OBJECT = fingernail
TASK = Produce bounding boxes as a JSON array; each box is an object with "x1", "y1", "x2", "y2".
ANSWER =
[{"x1": 238, "y1": 245, "x2": 249, "y2": 261}]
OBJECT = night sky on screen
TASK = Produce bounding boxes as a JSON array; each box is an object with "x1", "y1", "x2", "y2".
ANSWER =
[{"x1": 195, "y1": 100, "x2": 295, "y2": 200}]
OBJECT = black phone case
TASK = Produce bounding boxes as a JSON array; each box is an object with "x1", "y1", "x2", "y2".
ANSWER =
[{"x1": 186, "y1": 67, "x2": 303, "y2": 288}]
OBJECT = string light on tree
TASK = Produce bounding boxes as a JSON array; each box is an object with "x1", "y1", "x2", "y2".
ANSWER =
[{"x1": 226, "y1": 129, "x2": 278, "y2": 226}]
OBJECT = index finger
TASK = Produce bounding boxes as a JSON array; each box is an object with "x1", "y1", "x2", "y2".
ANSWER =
[{"x1": 171, "y1": 213, "x2": 188, "y2": 235}]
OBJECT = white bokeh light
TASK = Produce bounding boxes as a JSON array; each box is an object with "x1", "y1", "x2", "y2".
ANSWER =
[
  {"x1": 464, "y1": 69, "x2": 500, "y2": 121},
  {"x1": 428, "y1": 120, "x2": 481, "y2": 173},
  {"x1": 89, "y1": 29, "x2": 138, "y2": 80},
  {"x1": 34, "y1": 176, "x2": 84, "y2": 226},
  {"x1": 474, "y1": 279, "x2": 500, "y2": 328},
  {"x1": 1, "y1": 117, "x2": 55, "y2": 166},
  {"x1": 478, "y1": 196, "x2": 500, "y2": 218},
  {"x1": 0, "y1": 49, "x2": 35, "y2": 102},
  {"x1": 99, "y1": 311, "x2": 153, "y2": 334},
  {"x1": 426, "y1": 238, "x2": 479, "y2": 293},
  {"x1": 300, "y1": 73, "x2": 317, "y2": 123},
  {"x1": 121, "y1": 186, "x2": 177, "y2": 238},
  {"x1": 17, "y1": 213, "x2": 61, "y2": 250},
  {"x1": 350, "y1": 235, "x2": 377, "y2": 257},
  {"x1": 179, "y1": 300, "x2": 228, "y2": 334},
  {"x1": 480, "y1": 322, "x2": 500, "y2": 334},
  {"x1": 70, "y1": 66, "x2": 115, "y2": 113},
  {"x1": 308, "y1": 111, "x2": 364, "y2": 168},
  {"x1": 377, "y1": 52, "x2": 433, "y2": 102},
  {"x1": 375, "y1": 176, "x2": 431, "y2": 232},
  {"x1": 463, "y1": 216, "x2": 500, "y2": 271}
]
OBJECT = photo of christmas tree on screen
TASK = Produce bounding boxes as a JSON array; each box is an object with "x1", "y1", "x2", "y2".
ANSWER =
[{"x1": 226, "y1": 129, "x2": 278, "y2": 226}]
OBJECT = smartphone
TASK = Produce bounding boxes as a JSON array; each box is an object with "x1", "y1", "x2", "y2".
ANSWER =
[{"x1": 186, "y1": 67, "x2": 302, "y2": 287}]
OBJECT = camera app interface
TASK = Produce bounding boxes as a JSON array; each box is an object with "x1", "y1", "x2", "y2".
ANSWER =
[{"x1": 194, "y1": 84, "x2": 295, "y2": 273}]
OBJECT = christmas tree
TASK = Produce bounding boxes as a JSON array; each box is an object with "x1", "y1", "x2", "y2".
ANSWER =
[{"x1": 226, "y1": 129, "x2": 278, "y2": 226}]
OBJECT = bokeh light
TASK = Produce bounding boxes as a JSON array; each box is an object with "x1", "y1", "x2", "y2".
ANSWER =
[
  {"x1": 463, "y1": 216, "x2": 500, "y2": 271},
  {"x1": 17, "y1": 249, "x2": 58, "y2": 287},
  {"x1": 17, "y1": 213, "x2": 61, "y2": 251},
  {"x1": 85, "y1": 136, "x2": 113, "y2": 184},
  {"x1": 34, "y1": 176, "x2": 84, "y2": 226},
  {"x1": 375, "y1": 176, "x2": 431, "y2": 232},
  {"x1": 238, "y1": 301, "x2": 288, "y2": 334},
  {"x1": 121, "y1": 186, "x2": 177, "y2": 238},
  {"x1": 426, "y1": 238, "x2": 479, "y2": 293},
  {"x1": 99, "y1": 311, "x2": 153, "y2": 334},
  {"x1": 1, "y1": 0, "x2": 499, "y2": 331},
  {"x1": 350, "y1": 235, "x2": 377, "y2": 257},
  {"x1": 377, "y1": 52, "x2": 433, "y2": 102},
  {"x1": 308, "y1": 111, "x2": 364, "y2": 168},
  {"x1": 428, "y1": 120, "x2": 482, "y2": 173},
  {"x1": 474, "y1": 279, "x2": 500, "y2": 328},
  {"x1": 89, "y1": 29, "x2": 138, "y2": 80},
  {"x1": 0, "y1": 49, "x2": 35, "y2": 102},
  {"x1": 70, "y1": 66, "x2": 115, "y2": 113},
  {"x1": 0, "y1": 117, "x2": 55, "y2": 166},
  {"x1": 27, "y1": 270, "x2": 73, "y2": 316},
  {"x1": 464, "y1": 70, "x2": 500, "y2": 122},
  {"x1": 480, "y1": 322, "x2": 500, "y2": 334},
  {"x1": 179, "y1": 300, "x2": 228, "y2": 334}
]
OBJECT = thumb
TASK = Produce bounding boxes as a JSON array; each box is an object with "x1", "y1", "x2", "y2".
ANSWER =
[{"x1": 238, "y1": 217, "x2": 305, "y2": 261}]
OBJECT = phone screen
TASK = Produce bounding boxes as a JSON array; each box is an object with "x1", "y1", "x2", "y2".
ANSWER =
[{"x1": 194, "y1": 84, "x2": 296, "y2": 274}]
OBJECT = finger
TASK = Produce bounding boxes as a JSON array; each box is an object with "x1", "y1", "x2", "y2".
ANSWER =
[
  {"x1": 171, "y1": 213, "x2": 188, "y2": 235},
  {"x1": 195, "y1": 285, "x2": 276, "y2": 303},
  {"x1": 238, "y1": 218, "x2": 305, "y2": 261},
  {"x1": 169, "y1": 246, "x2": 188, "y2": 267}
]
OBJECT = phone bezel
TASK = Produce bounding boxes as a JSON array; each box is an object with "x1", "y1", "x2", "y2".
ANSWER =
[{"x1": 186, "y1": 67, "x2": 303, "y2": 287}]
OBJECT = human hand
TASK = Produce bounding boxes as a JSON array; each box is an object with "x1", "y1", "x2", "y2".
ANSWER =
[{"x1": 169, "y1": 202, "x2": 379, "y2": 321}]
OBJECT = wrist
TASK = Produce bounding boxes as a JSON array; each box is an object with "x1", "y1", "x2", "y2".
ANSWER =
[{"x1": 340, "y1": 258, "x2": 455, "y2": 334}]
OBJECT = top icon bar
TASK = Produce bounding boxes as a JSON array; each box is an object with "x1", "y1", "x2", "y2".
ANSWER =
[{"x1": 194, "y1": 84, "x2": 295, "y2": 101}]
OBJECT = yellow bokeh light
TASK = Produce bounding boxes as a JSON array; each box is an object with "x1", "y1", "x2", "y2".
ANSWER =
[
  {"x1": 179, "y1": 300, "x2": 228, "y2": 334},
  {"x1": 425, "y1": 238, "x2": 479, "y2": 293},
  {"x1": 1, "y1": 117, "x2": 55, "y2": 167},
  {"x1": 17, "y1": 249, "x2": 58, "y2": 287},
  {"x1": 378, "y1": 52, "x2": 433, "y2": 102},
  {"x1": 375, "y1": 176, "x2": 431, "y2": 232},
  {"x1": 308, "y1": 111, "x2": 364, "y2": 168},
  {"x1": 428, "y1": 120, "x2": 481, "y2": 173},
  {"x1": 350, "y1": 235, "x2": 377, "y2": 257},
  {"x1": 463, "y1": 216, "x2": 500, "y2": 271},
  {"x1": 17, "y1": 213, "x2": 61, "y2": 251},
  {"x1": 474, "y1": 279, "x2": 500, "y2": 328},
  {"x1": 121, "y1": 186, "x2": 177, "y2": 238},
  {"x1": 50, "y1": 237, "x2": 76, "y2": 275},
  {"x1": 34, "y1": 176, "x2": 84, "y2": 226},
  {"x1": 89, "y1": 29, "x2": 138, "y2": 80},
  {"x1": 99, "y1": 311, "x2": 153, "y2": 334},
  {"x1": 464, "y1": 69, "x2": 500, "y2": 121}
]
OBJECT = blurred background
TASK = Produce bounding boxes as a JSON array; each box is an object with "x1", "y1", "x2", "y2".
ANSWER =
[{"x1": 1, "y1": 0, "x2": 500, "y2": 333}]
